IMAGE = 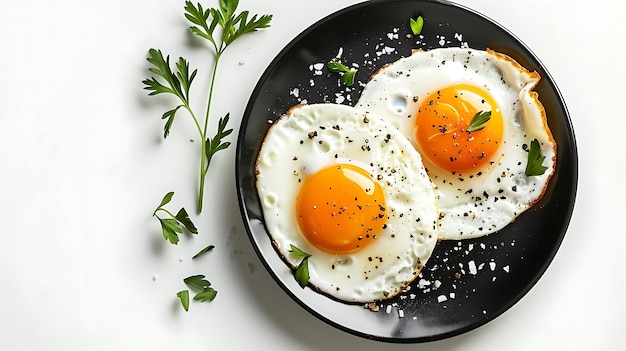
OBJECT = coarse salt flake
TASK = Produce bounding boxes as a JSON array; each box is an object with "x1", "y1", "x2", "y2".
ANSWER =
[
  {"x1": 468, "y1": 260, "x2": 477, "y2": 275},
  {"x1": 376, "y1": 46, "x2": 396, "y2": 56},
  {"x1": 335, "y1": 47, "x2": 344, "y2": 58},
  {"x1": 334, "y1": 93, "x2": 345, "y2": 104}
]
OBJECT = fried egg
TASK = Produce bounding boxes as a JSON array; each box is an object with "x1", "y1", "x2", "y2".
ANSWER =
[
  {"x1": 355, "y1": 47, "x2": 556, "y2": 240},
  {"x1": 255, "y1": 103, "x2": 438, "y2": 302}
]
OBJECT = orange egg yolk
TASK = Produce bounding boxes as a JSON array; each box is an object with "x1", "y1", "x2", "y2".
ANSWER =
[
  {"x1": 415, "y1": 84, "x2": 503, "y2": 173},
  {"x1": 296, "y1": 164, "x2": 387, "y2": 254}
]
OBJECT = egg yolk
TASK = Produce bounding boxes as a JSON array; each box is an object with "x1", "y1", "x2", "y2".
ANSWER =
[
  {"x1": 296, "y1": 164, "x2": 387, "y2": 254},
  {"x1": 415, "y1": 84, "x2": 503, "y2": 173}
]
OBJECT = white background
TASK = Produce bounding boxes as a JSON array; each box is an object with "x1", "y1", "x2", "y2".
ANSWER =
[{"x1": 1, "y1": 0, "x2": 622, "y2": 349}]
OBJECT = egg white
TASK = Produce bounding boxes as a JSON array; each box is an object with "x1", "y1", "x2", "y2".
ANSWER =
[
  {"x1": 255, "y1": 103, "x2": 438, "y2": 302},
  {"x1": 355, "y1": 47, "x2": 557, "y2": 240}
]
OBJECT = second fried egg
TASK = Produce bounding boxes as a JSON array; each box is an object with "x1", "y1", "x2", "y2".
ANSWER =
[{"x1": 355, "y1": 47, "x2": 556, "y2": 240}]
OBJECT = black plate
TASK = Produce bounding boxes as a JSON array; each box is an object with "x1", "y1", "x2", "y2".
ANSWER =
[{"x1": 236, "y1": 0, "x2": 577, "y2": 343}]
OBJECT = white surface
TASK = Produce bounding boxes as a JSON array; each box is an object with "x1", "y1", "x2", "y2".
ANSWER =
[{"x1": 0, "y1": 0, "x2": 622, "y2": 349}]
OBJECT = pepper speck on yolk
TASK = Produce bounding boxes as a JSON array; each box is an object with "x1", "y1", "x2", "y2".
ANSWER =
[
  {"x1": 296, "y1": 164, "x2": 386, "y2": 254},
  {"x1": 415, "y1": 84, "x2": 503, "y2": 173}
]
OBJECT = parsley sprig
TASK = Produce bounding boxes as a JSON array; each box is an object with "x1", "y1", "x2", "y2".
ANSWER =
[
  {"x1": 525, "y1": 138, "x2": 549, "y2": 176},
  {"x1": 327, "y1": 59, "x2": 358, "y2": 86},
  {"x1": 467, "y1": 110, "x2": 492, "y2": 132},
  {"x1": 143, "y1": 0, "x2": 272, "y2": 213},
  {"x1": 153, "y1": 192, "x2": 198, "y2": 245},
  {"x1": 289, "y1": 244, "x2": 311, "y2": 288}
]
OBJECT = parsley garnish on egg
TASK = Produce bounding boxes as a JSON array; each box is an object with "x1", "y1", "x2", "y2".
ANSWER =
[
  {"x1": 525, "y1": 138, "x2": 549, "y2": 176},
  {"x1": 289, "y1": 244, "x2": 312, "y2": 287},
  {"x1": 467, "y1": 110, "x2": 492, "y2": 132}
]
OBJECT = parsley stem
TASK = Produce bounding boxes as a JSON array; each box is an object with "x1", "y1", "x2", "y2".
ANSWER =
[
  {"x1": 183, "y1": 103, "x2": 203, "y2": 139},
  {"x1": 197, "y1": 51, "x2": 223, "y2": 214},
  {"x1": 154, "y1": 208, "x2": 176, "y2": 219},
  {"x1": 198, "y1": 157, "x2": 207, "y2": 214},
  {"x1": 202, "y1": 51, "x2": 222, "y2": 143}
]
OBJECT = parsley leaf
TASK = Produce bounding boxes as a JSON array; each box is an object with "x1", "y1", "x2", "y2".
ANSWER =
[
  {"x1": 525, "y1": 138, "x2": 549, "y2": 176},
  {"x1": 204, "y1": 114, "x2": 233, "y2": 172},
  {"x1": 340, "y1": 70, "x2": 357, "y2": 86},
  {"x1": 192, "y1": 244, "x2": 215, "y2": 259},
  {"x1": 185, "y1": 0, "x2": 273, "y2": 54},
  {"x1": 193, "y1": 287, "x2": 218, "y2": 302},
  {"x1": 294, "y1": 257, "x2": 310, "y2": 288},
  {"x1": 144, "y1": 0, "x2": 272, "y2": 213},
  {"x1": 175, "y1": 208, "x2": 197, "y2": 233},
  {"x1": 177, "y1": 290, "x2": 190, "y2": 311},
  {"x1": 157, "y1": 218, "x2": 182, "y2": 245},
  {"x1": 327, "y1": 59, "x2": 358, "y2": 86},
  {"x1": 157, "y1": 191, "x2": 174, "y2": 208},
  {"x1": 410, "y1": 16, "x2": 424, "y2": 35},
  {"x1": 153, "y1": 192, "x2": 197, "y2": 245},
  {"x1": 289, "y1": 244, "x2": 311, "y2": 259},
  {"x1": 143, "y1": 50, "x2": 197, "y2": 139},
  {"x1": 184, "y1": 274, "x2": 218, "y2": 304},
  {"x1": 184, "y1": 275, "x2": 212, "y2": 291},
  {"x1": 467, "y1": 110, "x2": 492, "y2": 132},
  {"x1": 289, "y1": 244, "x2": 311, "y2": 288}
]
